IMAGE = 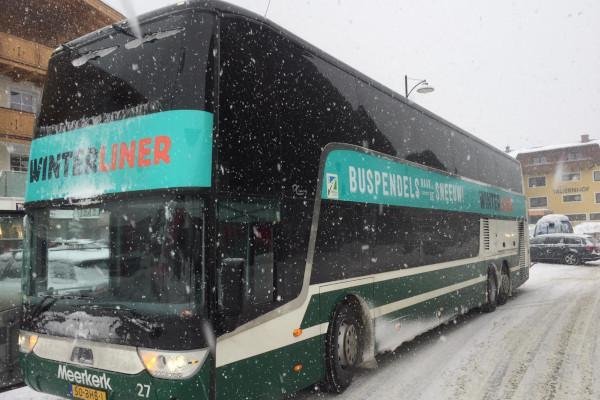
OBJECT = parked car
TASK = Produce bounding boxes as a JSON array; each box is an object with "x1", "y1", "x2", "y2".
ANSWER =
[
  {"x1": 530, "y1": 233, "x2": 600, "y2": 265},
  {"x1": 574, "y1": 222, "x2": 600, "y2": 242},
  {"x1": 533, "y1": 214, "x2": 573, "y2": 237},
  {"x1": 0, "y1": 250, "x2": 21, "y2": 389}
]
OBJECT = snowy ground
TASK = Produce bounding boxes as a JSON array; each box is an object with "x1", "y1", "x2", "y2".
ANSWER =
[{"x1": 3, "y1": 262, "x2": 600, "y2": 400}]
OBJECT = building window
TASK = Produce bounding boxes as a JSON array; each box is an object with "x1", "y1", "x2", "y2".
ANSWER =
[
  {"x1": 529, "y1": 197, "x2": 547, "y2": 208},
  {"x1": 596, "y1": 193, "x2": 600, "y2": 204},
  {"x1": 531, "y1": 156, "x2": 547, "y2": 165},
  {"x1": 566, "y1": 151, "x2": 583, "y2": 161},
  {"x1": 9, "y1": 90, "x2": 35, "y2": 113},
  {"x1": 565, "y1": 213, "x2": 586, "y2": 221},
  {"x1": 590, "y1": 213, "x2": 600, "y2": 221},
  {"x1": 10, "y1": 154, "x2": 28, "y2": 172},
  {"x1": 561, "y1": 172, "x2": 580, "y2": 182},
  {"x1": 528, "y1": 176, "x2": 546, "y2": 188},
  {"x1": 563, "y1": 194, "x2": 582, "y2": 202},
  {"x1": 594, "y1": 171, "x2": 600, "y2": 181}
]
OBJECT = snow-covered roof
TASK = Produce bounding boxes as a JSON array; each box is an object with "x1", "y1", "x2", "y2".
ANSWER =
[{"x1": 509, "y1": 139, "x2": 600, "y2": 158}]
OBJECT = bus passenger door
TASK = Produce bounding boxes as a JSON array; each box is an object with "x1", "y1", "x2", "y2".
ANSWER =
[
  {"x1": 248, "y1": 223, "x2": 276, "y2": 306},
  {"x1": 217, "y1": 198, "x2": 295, "y2": 399},
  {"x1": 216, "y1": 198, "x2": 280, "y2": 325}
]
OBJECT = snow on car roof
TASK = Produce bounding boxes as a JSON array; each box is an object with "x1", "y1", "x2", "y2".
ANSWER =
[
  {"x1": 536, "y1": 233, "x2": 590, "y2": 238},
  {"x1": 536, "y1": 214, "x2": 570, "y2": 223},
  {"x1": 48, "y1": 248, "x2": 109, "y2": 264}
]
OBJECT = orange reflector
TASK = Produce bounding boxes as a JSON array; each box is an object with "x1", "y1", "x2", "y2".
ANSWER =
[
  {"x1": 292, "y1": 328, "x2": 303, "y2": 337},
  {"x1": 292, "y1": 363, "x2": 303, "y2": 373}
]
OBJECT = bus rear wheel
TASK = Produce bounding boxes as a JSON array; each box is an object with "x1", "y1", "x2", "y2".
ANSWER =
[
  {"x1": 481, "y1": 270, "x2": 497, "y2": 313},
  {"x1": 497, "y1": 266, "x2": 511, "y2": 306},
  {"x1": 323, "y1": 302, "x2": 364, "y2": 393}
]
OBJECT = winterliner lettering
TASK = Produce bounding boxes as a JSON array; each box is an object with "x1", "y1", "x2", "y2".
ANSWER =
[{"x1": 29, "y1": 135, "x2": 171, "y2": 183}]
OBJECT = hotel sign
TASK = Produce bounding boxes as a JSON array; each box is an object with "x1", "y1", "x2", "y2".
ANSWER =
[{"x1": 553, "y1": 186, "x2": 589, "y2": 194}]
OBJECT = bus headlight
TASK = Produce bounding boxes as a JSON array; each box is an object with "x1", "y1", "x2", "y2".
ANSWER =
[
  {"x1": 138, "y1": 348, "x2": 208, "y2": 379},
  {"x1": 18, "y1": 332, "x2": 39, "y2": 353}
]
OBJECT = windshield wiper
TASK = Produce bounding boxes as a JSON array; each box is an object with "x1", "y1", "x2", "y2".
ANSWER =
[
  {"x1": 28, "y1": 295, "x2": 57, "y2": 321},
  {"x1": 83, "y1": 304, "x2": 160, "y2": 333},
  {"x1": 71, "y1": 46, "x2": 119, "y2": 67},
  {"x1": 125, "y1": 27, "x2": 185, "y2": 49},
  {"x1": 28, "y1": 293, "x2": 90, "y2": 320}
]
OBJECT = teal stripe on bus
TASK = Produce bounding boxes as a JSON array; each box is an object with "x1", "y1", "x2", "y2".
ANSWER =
[
  {"x1": 321, "y1": 148, "x2": 526, "y2": 219},
  {"x1": 25, "y1": 110, "x2": 214, "y2": 203}
]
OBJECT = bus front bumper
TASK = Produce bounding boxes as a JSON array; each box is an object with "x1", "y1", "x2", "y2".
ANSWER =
[{"x1": 20, "y1": 352, "x2": 213, "y2": 400}]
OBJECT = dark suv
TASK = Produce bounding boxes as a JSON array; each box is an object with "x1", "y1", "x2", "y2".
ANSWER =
[{"x1": 530, "y1": 233, "x2": 600, "y2": 265}]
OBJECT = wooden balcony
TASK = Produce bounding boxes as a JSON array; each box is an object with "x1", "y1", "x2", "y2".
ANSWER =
[
  {"x1": 0, "y1": 107, "x2": 34, "y2": 142},
  {"x1": 0, "y1": 32, "x2": 53, "y2": 84}
]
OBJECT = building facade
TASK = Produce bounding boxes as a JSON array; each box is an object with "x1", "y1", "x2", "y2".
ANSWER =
[
  {"x1": 515, "y1": 135, "x2": 600, "y2": 225},
  {"x1": 0, "y1": 0, "x2": 123, "y2": 389},
  {"x1": 0, "y1": 0, "x2": 123, "y2": 207}
]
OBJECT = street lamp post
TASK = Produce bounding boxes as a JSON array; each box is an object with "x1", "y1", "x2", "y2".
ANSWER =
[{"x1": 404, "y1": 75, "x2": 435, "y2": 98}]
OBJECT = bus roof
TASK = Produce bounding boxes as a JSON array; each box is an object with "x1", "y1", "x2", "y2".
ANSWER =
[{"x1": 58, "y1": 0, "x2": 520, "y2": 170}]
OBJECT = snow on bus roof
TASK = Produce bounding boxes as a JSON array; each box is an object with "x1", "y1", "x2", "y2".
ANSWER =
[{"x1": 509, "y1": 140, "x2": 600, "y2": 158}]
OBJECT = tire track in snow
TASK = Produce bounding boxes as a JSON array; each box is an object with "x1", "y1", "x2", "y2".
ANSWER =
[
  {"x1": 539, "y1": 269, "x2": 600, "y2": 400},
  {"x1": 481, "y1": 299, "x2": 565, "y2": 400},
  {"x1": 446, "y1": 273, "x2": 571, "y2": 400}
]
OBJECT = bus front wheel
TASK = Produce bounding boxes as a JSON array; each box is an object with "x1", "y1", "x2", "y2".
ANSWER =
[{"x1": 323, "y1": 301, "x2": 364, "y2": 393}]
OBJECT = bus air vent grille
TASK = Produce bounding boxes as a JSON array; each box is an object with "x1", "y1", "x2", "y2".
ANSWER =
[
  {"x1": 482, "y1": 218, "x2": 490, "y2": 251},
  {"x1": 518, "y1": 221, "x2": 526, "y2": 267}
]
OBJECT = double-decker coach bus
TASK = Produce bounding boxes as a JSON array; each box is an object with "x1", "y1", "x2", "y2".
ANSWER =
[{"x1": 19, "y1": 1, "x2": 529, "y2": 399}]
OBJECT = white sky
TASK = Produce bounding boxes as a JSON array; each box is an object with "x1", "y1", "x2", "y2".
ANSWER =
[{"x1": 103, "y1": 0, "x2": 600, "y2": 152}]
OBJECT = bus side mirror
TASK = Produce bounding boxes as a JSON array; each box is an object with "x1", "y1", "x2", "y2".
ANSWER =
[{"x1": 217, "y1": 258, "x2": 244, "y2": 316}]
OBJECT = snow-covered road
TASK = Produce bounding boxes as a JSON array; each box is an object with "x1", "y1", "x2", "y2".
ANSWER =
[{"x1": 4, "y1": 262, "x2": 600, "y2": 400}]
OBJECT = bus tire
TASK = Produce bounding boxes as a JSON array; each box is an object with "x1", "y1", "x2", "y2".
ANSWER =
[
  {"x1": 323, "y1": 301, "x2": 364, "y2": 393},
  {"x1": 497, "y1": 266, "x2": 511, "y2": 306},
  {"x1": 481, "y1": 270, "x2": 497, "y2": 313}
]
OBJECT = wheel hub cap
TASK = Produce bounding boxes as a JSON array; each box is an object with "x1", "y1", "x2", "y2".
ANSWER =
[{"x1": 338, "y1": 322, "x2": 358, "y2": 367}]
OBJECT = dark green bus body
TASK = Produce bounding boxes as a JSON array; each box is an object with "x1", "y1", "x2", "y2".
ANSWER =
[{"x1": 19, "y1": 2, "x2": 528, "y2": 399}]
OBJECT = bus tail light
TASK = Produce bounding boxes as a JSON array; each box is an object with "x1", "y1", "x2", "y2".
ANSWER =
[
  {"x1": 18, "y1": 332, "x2": 39, "y2": 353},
  {"x1": 138, "y1": 348, "x2": 208, "y2": 380}
]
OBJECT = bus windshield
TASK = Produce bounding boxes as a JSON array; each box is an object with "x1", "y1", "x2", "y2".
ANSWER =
[
  {"x1": 37, "y1": 10, "x2": 215, "y2": 136},
  {"x1": 25, "y1": 197, "x2": 204, "y2": 313}
]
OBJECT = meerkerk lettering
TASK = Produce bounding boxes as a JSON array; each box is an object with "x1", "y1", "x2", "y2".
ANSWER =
[{"x1": 57, "y1": 365, "x2": 112, "y2": 390}]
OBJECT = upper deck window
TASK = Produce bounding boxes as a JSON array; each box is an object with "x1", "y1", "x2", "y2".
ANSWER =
[{"x1": 37, "y1": 11, "x2": 215, "y2": 137}]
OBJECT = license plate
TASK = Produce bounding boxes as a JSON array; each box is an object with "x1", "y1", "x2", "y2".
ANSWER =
[{"x1": 71, "y1": 384, "x2": 107, "y2": 400}]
